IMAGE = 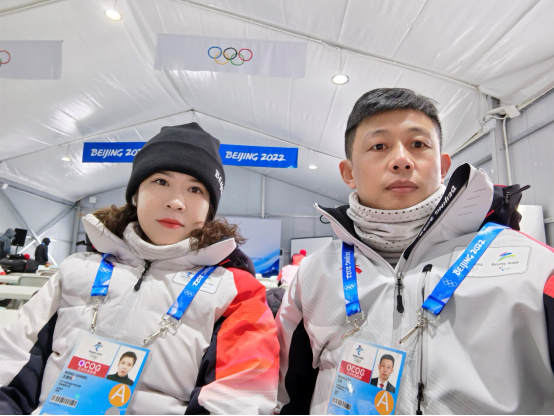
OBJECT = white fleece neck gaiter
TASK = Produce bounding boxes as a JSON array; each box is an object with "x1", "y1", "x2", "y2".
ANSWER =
[{"x1": 347, "y1": 185, "x2": 445, "y2": 254}]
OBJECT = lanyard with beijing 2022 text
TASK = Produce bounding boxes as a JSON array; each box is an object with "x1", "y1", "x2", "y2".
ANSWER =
[
  {"x1": 399, "y1": 222, "x2": 508, "y2": 344},
  {"x1": 341, "y1": 243, "x2": 365, "y2": 339},
  {"x1": 88, "y1": 255, "x2": 217, "y2": 344}
]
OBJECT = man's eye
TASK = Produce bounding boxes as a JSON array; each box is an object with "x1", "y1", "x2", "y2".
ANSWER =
[
  {"x1": 189, "y1": 186, "x2": 203, "y2": 194},
  {"x1": 412, "y1": 141, "x2": 424, "y2": 148},
  {"x1": 153, "y1": 179, "x2": 168, "y2": 186},
  {"x1": 371, "y1": 143, "x2": 386, "y2": 150}
]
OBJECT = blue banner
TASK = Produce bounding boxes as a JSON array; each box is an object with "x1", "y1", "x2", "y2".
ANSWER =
[
  {"x1": 219, "y1": 144, "x2": 298, "y2": 168},
  {"x1": 82, "y1": 142, "x2": 145, "y2": 163},
  {"x1": 82, "y1": 142, "x2": 298, "y2": 168}
]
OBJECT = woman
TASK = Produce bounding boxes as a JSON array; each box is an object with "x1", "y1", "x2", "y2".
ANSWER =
[{"x1": 0, "y1": 123, "x2": 279, "y2": 415}]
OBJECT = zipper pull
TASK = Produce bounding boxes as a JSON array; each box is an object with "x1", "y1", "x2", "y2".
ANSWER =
[
  {"x1": 134, "y1": 261, "x2": 151, "y2": 291},
  {"x1": 399, "y1": 317, "x2": 426, "y2": 344},
  {"x1": 416, "y1": 382, "x2": 425, "y2": 415},
  {"x1": 396, "y1": 273, "x2": 404, "y2": 313}
]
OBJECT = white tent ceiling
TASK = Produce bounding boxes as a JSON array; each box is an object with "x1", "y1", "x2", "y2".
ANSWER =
[{"x1": 0, "y1": 0, "x2": 553, "y2": 203}]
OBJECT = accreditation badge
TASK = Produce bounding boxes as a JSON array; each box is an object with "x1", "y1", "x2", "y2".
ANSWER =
[
  {"x1": 327, "y1": 338, "x2": 406, "y2": 415},
  {"x1": 40, "y1": 333, "x2": 150, "y2": 415}
]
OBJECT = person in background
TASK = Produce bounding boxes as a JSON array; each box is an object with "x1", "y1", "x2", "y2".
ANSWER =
[
  {"x1": 0, "y1": 229, "x2": 15, "y2": 260},
  {"x1": 34, "y1": 238, "x2": 50, "y2": 265},
  {"x1": 277, "y1": 249, "x2": 307, "y2": 287}
]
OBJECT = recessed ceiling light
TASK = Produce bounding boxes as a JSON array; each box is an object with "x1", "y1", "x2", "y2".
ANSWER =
[
  {"x1": 332, "y1": 74, "x2": 349, "y2": 85},
  {"x1": 61, "y1": 156, "x2": 71, "y2": 162},
  {"x1": 309, "y1": 164, "x2": 318, "y2": 170},
  {"x1": 105, "y1": 9, "x2": 122, "y2": 20}
]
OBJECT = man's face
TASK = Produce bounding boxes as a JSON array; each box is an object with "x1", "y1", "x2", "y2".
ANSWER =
[
  {"x1": 117, "y1": 357, "x2": 135, "y2": 377},
  {"x1": 136, "y1": 171, "x2": 210, "y2": 245},
  {"x1": 378, "y1": 359, "x2": 394, "y2": 381},
  {"x1": 340, "y1": 110, "x2": 451, "y2": 210}
]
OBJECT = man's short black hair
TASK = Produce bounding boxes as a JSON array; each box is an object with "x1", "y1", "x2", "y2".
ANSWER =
[
  {"x1": 379, "y1": 354, "x2": 395, "y2": 367},
  {"x1": 120, "y1": 351, "x2": 137, "y2": 366},
  {"x1": 344, "y1": 88, "x2": 443, "y2": 160}
]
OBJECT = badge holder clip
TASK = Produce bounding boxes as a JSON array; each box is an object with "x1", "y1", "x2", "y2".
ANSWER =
[
  {"x1": 86, "y1": 295, "x2": 108, "y2": 332},
  {"x1": 143, "y1": 315, "x2": 180, "y2": 345},
  {"x1": 342, "y1": 311, "x2": 365, "y2": 340}
]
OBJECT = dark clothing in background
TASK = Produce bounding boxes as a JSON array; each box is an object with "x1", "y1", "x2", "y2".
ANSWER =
[
  {"x1": 0, "y1": 257, "x2": 38, "y2": 274},
  {"x1": 35, "y1": 244, "x2": 48, "y2": 265},
  {"x1": 0, "y1": 229, "x2": 15, "y2": 260},
  {"x1": 266, "y1": 287, "x2": 286, "y2": 317},
  {"x1": 106, "y1": 373, "x2": 134, "y2": 386}
]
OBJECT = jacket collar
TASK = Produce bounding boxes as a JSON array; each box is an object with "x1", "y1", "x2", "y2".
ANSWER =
[
  {"x1": 317, "y1": 164, "x2": 523, "y2": 271},
  {"x1": 82, "y1": 214, "x2": 236, "y2": 269}
]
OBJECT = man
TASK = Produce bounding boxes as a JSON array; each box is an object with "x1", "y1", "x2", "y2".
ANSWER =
[
  {"x1": 370, "y1": 354, "x2": 395, "y2": 393},
  {"x1": 34, "y1": 237, "x2": 50, "y2": 265},
  {"x1": 0, "y1": 229, "x2": 15, "y2": 260},
  {"x1": 276, "y1": 88, "x2": 554, "y2": 414}
]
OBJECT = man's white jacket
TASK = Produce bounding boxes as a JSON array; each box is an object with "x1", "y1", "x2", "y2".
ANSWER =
[
  {"x1": 0, "y1": 215, "x2": 279, "y2": 415},
  {"x1": 277, "y1": 164, "x2": 554, "y2": 414}
]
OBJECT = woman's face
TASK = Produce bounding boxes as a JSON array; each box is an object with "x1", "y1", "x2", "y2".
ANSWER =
[
  {"x1": 136, "y1": 171, "x2": 210, "y2": 245},
  {"x1": 117, "y1": 357, "x2": 135, "y2": 377}
]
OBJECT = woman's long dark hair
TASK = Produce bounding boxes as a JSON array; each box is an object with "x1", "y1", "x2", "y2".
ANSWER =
[{"x1": 93, "y1": 203, "x2": 245, "y2": 251}]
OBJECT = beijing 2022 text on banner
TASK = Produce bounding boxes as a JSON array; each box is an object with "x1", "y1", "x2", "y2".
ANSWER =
[
  {"x1": 0, "y1": 40, "x2": 62, "y2": 80},
  {"x1": 219, "y1": 144, "x2": 298, "y2": 168},
  {"x1": 154, "y1": 34, "x2": 307, "y2": 78},
  {"x1": 83, "y1": 142, "x2": 298, "y2": 168}
]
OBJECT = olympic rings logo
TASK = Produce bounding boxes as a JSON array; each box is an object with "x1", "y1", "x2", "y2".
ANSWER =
[
  {"x1": 0, "y1": 50, "x2": 11, "y2": 68},
  {"x1": 183, "y1": 290, "x2": 195, "y2": 297},
  {"x1": 207, "y1": 47, "x2": 253, "y2": 66},
  {"x1": 441, "y1": 278, "x2": 457, "y2": 288},
  {"x1": 344, "y1": 284, "x2": 356, "y2": 291},
  {"x1": 99, "y1": 266, "x2": 111, "y2": 273}
]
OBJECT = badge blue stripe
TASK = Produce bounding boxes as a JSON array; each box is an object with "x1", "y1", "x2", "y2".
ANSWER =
[
  {"x1": 167, "y1": 266, "x2": 218, "y2": 320},
  {"x1": 422, "y1": 222, "x2": 507, "y2": 315},
  {"x1": 90, "y1": 254, "x2": 114, "y2": 297},
  {"x1": 342, "y1": 243, "x2": 361, "y2": 317}
]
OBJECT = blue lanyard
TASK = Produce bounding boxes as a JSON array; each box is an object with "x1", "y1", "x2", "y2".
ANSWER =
[
  {"x1": 90, "y1": 255, "x2": 216, "y2": 321},
  {"x1": 166, "y1": 266, "x2": 218, "y2": 320},
  {"x1": 90, "y1": 254, "x2": 115, "y2": 297},
  {"x1": 342, "y1": 243, "x2": 361, "y2": 317},
  {"x1": 422, "y1": 222, "x2": 507, "y2": 316}
]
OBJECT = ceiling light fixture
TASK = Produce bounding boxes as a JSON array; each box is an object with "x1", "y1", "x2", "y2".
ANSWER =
[
  {"x1": 105, "y1": 9, "x2": 122, "y2": 20},
  {"x1": 309, "y1": 164, "x2": 318, "y2": 170},
  {"x1": 332, "y1": 74, "x2": 349, "y2": 85},
  {"x1": 62, "y1": 144, "x2": 71, "y2": 162}
]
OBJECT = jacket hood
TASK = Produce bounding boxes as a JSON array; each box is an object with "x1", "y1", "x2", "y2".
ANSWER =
[
  {"x1": 82, "y1": 214, "x2": 237, "y2": 269},
  {"x1": 317, "y1": 164, "x2": 526, "y2": 267},
  {"x1": 2, "y1": 229, "x2": 15, "y2": 239}
]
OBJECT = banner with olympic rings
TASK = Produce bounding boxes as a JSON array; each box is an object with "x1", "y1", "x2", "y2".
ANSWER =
[
  {"x1": 154, "y1": 34, "x2": 307, "y2": 78},
  {"x1": 0, "y1": 40, "x2": 62, "y2": 80}
]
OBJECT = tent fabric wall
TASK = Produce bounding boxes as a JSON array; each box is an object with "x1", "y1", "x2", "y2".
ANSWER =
[
  {"x1": 447, "y1": 90, "x2": 554, "y2": 246},
  {"x1": 0, "y1": 188, "x2": 75, "y2": 264},
  {"x1": 76, "y1": 165, "x2": 343, "y2": 266}
]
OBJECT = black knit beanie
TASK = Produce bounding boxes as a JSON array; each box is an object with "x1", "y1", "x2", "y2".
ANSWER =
[{"x1": 125, "y1": 123, "x2": 225, "y2": 213}]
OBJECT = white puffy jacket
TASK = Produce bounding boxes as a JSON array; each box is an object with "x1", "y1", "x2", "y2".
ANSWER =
[
  {"x1": 0, "y1": 214, "x2": 279, "y2": 415},
  {"x1": 277, "y1": 164, "x2": 554, "y2": 414}
]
